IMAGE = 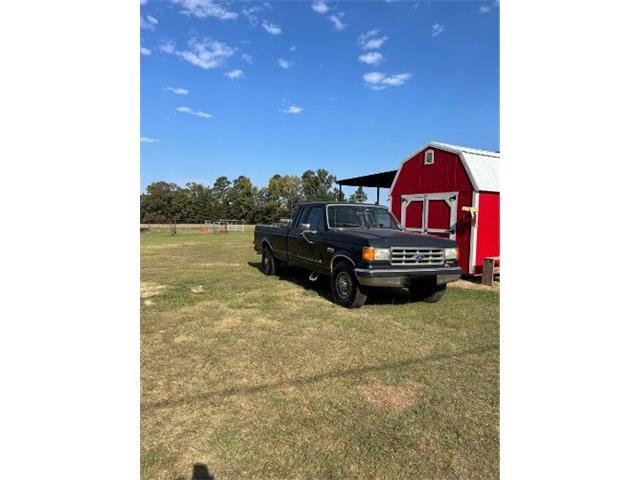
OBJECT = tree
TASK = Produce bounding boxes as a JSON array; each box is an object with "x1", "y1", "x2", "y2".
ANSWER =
[
  {"x1": 226, "y1": 176, "x2": 258, "y2": 222},
  {"x1": 140, "y1": 181, "x2": 179, "y2": 223},
  {"x1": 184, "y1": 182, "x2": 214, "y2": 222},
  {"x1": 349, "y1": 186, "x2": 368, "y2": 203},
  {"x1": 301, "y1": 169, "x2": 338, "y2": 201},
  {"x1": 211, "y1": 176, "x2": 231, "y2": 220}
]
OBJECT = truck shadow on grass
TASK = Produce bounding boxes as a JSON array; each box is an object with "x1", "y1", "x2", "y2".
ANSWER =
[{"x1": 247, "y1": 261, "x2": 413, "y2": 305}]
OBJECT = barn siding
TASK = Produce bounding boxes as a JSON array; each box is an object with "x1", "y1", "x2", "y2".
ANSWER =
[
  {"x1": 474, "y1": 192, "x2": 500, "y2": 270},
  {"x1": 390, "y1": 147, "x2": 475, "y2": 272}
]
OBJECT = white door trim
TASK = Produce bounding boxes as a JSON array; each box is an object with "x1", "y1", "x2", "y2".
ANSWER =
[
  {"x1": 469, "y1": 191, "x2": 480, "y2": 275},
  {"x1": 400, "y1": 192, "x2": 458, "y2": 240},
  {"x1": 400, "y1": 194, "x2": 428, "y2": 232}
]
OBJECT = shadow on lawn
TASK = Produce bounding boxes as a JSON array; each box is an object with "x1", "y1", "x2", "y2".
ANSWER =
[
  {"x1": 175, "y1": 463, "x2": 215, "y2": 480},
  {"x1": 143, "y1": 344, "x2": 498, "y2": 411},
  {"x1": 247, "y1": 261, "x2": 413, "y2": 305}
]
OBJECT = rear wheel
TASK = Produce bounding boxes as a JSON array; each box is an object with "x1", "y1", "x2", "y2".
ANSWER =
[
  {"x1": 331, "y1": 263, "x2": 367, "y2": 308},
  {"x1": 261, "y1": 247, "x2": 279, "y2": 276},
  {"x1": 409, "y1": 283, "x2": 447, "y2": 303}
]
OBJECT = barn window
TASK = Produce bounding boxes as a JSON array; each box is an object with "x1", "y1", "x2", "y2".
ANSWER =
[{"x1": 424, "y1": 149, "x2": 434, "y2": 165}]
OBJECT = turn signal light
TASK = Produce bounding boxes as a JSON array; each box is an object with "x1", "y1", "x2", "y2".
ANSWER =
[
  {"x1": 362, "y1": 247, "x2": 391, "y2": 261},
  {"x1": 362, "y1": 247, "x2": 375, "y2": 261}
]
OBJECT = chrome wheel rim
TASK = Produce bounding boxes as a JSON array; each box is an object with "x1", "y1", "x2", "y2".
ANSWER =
[
  {"x1": 263, "y1": 253, "x2": 272, "y2": 273},
  {"x1": 336, "y1": 272, "x2": 352, "y2": 298}
]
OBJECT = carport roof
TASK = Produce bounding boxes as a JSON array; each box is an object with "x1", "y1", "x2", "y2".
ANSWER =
[{"x1": 336, "y1": 170, "x2": 397, "y2": 188}]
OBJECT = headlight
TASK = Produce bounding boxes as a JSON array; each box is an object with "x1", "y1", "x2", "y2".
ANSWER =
[
  {"x1": 444, "y1": 247, "x2": 459, "y2": 260},
  {"x1": 362, "y1": 247, "x2": 391, "y2": 261}
]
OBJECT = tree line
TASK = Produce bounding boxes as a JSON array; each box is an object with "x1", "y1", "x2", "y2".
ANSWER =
[{"x1": 140, "y1": 169, "x2": 368, "y2": 224}]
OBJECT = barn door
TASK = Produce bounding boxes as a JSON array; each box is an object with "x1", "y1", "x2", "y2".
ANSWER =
[
  {"x1": 401, "y1": 193, "x2": 458, "y2": 239},
  {"x1": 425, "y1": 192, "x2": 458, "y2": 240},
  {"x1": 400, "y1": 195, "x2": 427, "y2": 232}
]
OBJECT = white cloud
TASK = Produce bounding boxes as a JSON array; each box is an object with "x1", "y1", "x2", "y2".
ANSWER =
[
  {"x1": 363, "y1": 72, "x2": 385, "y2": 84},
  {"x1": 358, "y1": 51, "x2": 384, "y2": 65},
  {"x1": 289, "y1": 45, "x2": 296, "y2": 51},
  {"x1": 140, "y1": 47, "x2": 152, "y2": 56},
  {"x1": 311, "y1": 0, "x2": 329, "y2": 14},
  {"x1": 177, "y1": 106, "x2": 212, "y2": 119},
  {"x1": 381, "y1": 73, "x2": 412, "y2": 86},
  {"x1": 241, "y1": 5, "x2": 261, "y2": 25},
  {"x1": 172, "y1": 0, "x2": 238, "y2": 20},
  {"x1": 432, "y1": 24, "x2": 444, "y2": 37},
  {"x1": 241, "y1": 52, "x2": 253, "y2": 64},
  {"x1": 165, "y1": 86, "x2": 189, "y2": 95},
  {"x1": 328, "y1": 14, "x2": 346, "y2": 31},
  {"x1": 159, "y1": 41, "x2": 176, "y2": 54},
  {"x1": 140, "y1": 136, "x2": 158, "y2": 143},
  {"x1": 161, "y1": 38, "x2": 235, "y2": 70},
  {"x1": 281, "y1": 104, "x2": 303, "y2": 114},
  {"x1": 225, "y1": 69, "x2": 245, "y2": 79},
  {"x1": 140, "y1": 0, "x2": 148, "y2": 5},
  {"x1": 363, "y1": 71, "x2": 412, "y2": 90},
  {"x1": 262, "y1": 21, "x2": 282, "y2": 35},
  {"x1": 277, "y1": 58, "x2": 292, "y2": 69},
  {"x1": 140, "y1": 15, "x2": 158, "y2": 30},
  {"x1": 479, "y1": 5, "x2": 491, "y2": 13},
  {"x1": 358, "y1": 29, "x2": 387, "y2": 50}
]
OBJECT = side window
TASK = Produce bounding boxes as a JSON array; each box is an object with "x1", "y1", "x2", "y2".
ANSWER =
[
  {"x1": 307, "y1": 207, "x2": 324, "y2": 232},
  {"x1": 294, "y1": 207, "x2": 310, "y2": 232}
]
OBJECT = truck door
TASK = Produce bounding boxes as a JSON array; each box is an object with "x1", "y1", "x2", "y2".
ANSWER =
[
  {"x1": 287, "y1": 206, "x2": 326, "y2": 271},
  {"x1": 300, "y1": 206, "x2": 327, "y2": 272},
  {"x1": 287, "y1": 206, "x2": 310, "y2": 267}
]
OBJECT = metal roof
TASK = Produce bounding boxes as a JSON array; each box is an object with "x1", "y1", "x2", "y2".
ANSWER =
[
  {"x1": 336, "y1": 170, "x2": 397, "y2": 188},
  {"x1": 390, "y1": 141, "x2": 500, "y2": 193},
  {"x1": 429, "y1": 142, "x2": 500, "y2": 192}
]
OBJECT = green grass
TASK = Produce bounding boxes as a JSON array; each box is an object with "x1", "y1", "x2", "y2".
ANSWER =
[{"x1": 141, "y1": 228, "x2": 499, "y2": 479}]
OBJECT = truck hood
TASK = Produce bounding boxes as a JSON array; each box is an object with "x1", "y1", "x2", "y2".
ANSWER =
[{"x1": 337, "y1": 228, "x2": 457, "y2": 248}]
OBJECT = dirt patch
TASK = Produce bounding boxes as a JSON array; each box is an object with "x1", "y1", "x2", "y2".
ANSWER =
[
  {"x1": 449, "y1": 279, "x2": 500, "y2": 291},
  {"x1": 191, "y1": 285, "x2": 205, "y2": 293},
  {"x1": 141, "y1": 281, "x2": 167, "y2": 298},
  {"x1": 199, "y1": 262, "x2": 241, "y2": 268},
  {"x1": 214, "y1": 317, "x2": 243, "y2": 331},
  {"x1": 253, "y1": 316, "x2": 280, "y2": 328},
  {"x1": 142, "y1": 241, "x2": 202, "y2": 250},
  {"x1": 357, "y1": 380, "x2": 424, "y2": 413},
  {"x1": 143, "y1": 299, "x2": 155, "y2": 306}
]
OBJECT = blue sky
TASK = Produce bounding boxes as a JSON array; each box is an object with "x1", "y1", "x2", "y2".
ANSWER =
[{"x1": 140, "y1": 0, "x2": 499, "y2": 196}]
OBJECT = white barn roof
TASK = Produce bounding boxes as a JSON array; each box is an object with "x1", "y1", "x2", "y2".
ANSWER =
[{"x1": 429, "y1": 142, "x2": 500, "y2": 192}]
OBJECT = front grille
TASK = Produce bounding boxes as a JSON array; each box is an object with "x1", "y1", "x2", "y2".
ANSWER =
[{"x1": 390, "y1": 247, "x2": 445, "y2": 266}]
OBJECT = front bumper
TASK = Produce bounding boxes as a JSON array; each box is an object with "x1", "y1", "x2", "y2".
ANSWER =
[{"x1": 354, "y1": 266, "x2": 462, "y2": 288}]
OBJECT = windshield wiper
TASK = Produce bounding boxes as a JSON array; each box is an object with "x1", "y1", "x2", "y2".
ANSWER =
[{"x1": 336, "y1": 223, "x2": 361, "y2": 227}]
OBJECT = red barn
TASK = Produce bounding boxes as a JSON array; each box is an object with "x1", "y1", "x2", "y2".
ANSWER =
[{"x1": 388, "y1": 142, "x2": 499, "y2": 275}]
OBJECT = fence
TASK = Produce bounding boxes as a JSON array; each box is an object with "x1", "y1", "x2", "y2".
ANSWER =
[{"x1": 141, "y1": 222, "x2": 248, "y2": 233}]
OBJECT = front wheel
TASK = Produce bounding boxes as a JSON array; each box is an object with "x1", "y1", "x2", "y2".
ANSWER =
[
  {"x1": 261, "y1": 247, "x2": 279, "y2": 276},
  {"x1": 331, "y1": 263, "x2": 367, "y2": 308},
  {"x1": 409, "y1": 283, "x2": 447, "y2": 303}
]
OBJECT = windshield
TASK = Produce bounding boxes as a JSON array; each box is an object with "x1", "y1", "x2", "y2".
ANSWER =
[{"x1": 327, "y1": 205, "x2": 400, "y2": 229}]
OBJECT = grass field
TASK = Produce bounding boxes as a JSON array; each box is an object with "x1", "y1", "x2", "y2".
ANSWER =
[{"x1": 141, "y1": 228, "x2": 499, "y2": 479}]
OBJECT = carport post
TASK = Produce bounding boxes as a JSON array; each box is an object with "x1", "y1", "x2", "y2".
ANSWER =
[{"x1": 376, "y1": 187, "x2": 380, "y2": 205}]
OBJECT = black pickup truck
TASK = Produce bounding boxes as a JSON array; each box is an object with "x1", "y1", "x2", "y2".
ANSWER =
[{"x1": 254, "y1": 202, "x2": 462, "y2": 308}]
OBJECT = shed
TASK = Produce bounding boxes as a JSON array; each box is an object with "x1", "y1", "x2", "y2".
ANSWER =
[{"x1": 389, "y1": 141, "x2": 499, "y2": 275}]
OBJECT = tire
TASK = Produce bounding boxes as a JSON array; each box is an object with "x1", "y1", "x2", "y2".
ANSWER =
[
  {"x1": 261, "y1": 247, "x2": 279, "y2": 276},
  {"x1": 331, "y1": 262, "x2": 367, "y2": 308},
  {"x1": 409, "y1": 283, "x2": 447, "y2": 303}
]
